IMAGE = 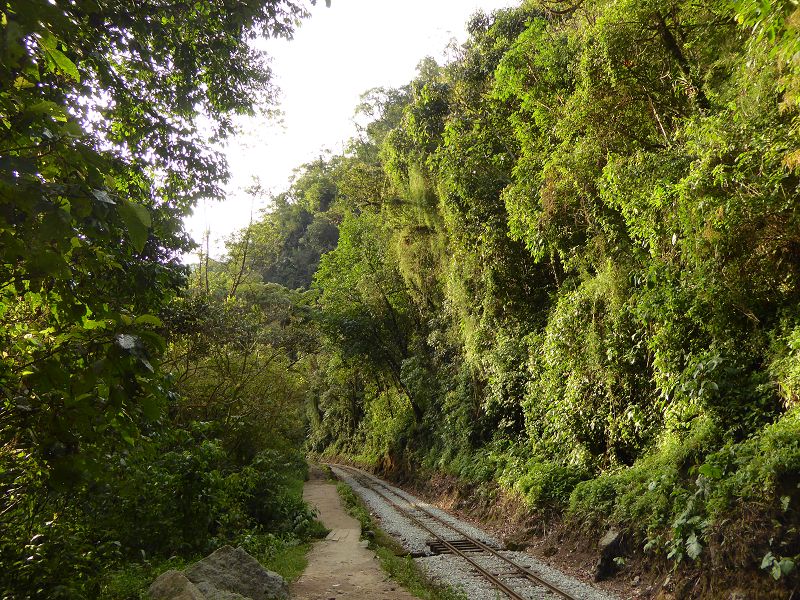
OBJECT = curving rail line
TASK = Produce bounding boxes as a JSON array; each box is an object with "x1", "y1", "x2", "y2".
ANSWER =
[{"x1": 330, "y1": 463, "x2": 578, "y2": 600}]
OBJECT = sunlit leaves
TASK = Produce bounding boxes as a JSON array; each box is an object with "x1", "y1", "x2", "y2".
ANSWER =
[
  {"x1": 38, "y1": 33, "x2": 80, "y2": 82},
  {"x1": 307, "y1": 6, "x2": 800, "y2": 590}
]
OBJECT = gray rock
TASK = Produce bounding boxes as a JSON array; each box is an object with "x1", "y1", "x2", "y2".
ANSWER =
[
  {"x1": 148, "y1": 570, "x2": 205, "y2": 600},
  {"x1": 593, "y1": 528, "x2": 623, "y2": 581},
  {"x1": 184, "y1": 546, "x2": 288, "y2": 600},
  {"x1": 193, "y1": 581, "x2": 248, "y2": 600}
]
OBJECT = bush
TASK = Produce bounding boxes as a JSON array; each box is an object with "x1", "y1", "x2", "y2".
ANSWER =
[
  {"x1": 569, "y1": 417, "x2": 720, "y2": 535},
  {"x1": 569, "y1": 410, "x2": 800, "y2": 567},
  {"x1": 0, "y1": 420, "x2": 316, "y2": 599}
]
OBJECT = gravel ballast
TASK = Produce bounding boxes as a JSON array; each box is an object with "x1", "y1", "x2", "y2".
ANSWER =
[
  {"x1": 331, "y1": 465, "x2": 622, "y2": 600},
  {"x1": 332, "y1": 466, "x2": 432, "y2": 556}
]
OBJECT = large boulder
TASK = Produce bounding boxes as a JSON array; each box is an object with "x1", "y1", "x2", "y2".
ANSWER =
[
  {"x1": 184, "y1": 546, "x2": 289, "y2": 600},
  {"x1": 191, "y1": 583, "x2": 248, "y2": 600},
  {"x1": 148, "y1": 570, "x2": 205, "y2": 600}
]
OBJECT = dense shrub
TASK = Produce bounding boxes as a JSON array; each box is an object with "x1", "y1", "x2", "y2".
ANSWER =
[
  {"x1": 569, "y1": 410, "x2": 800, "y2": 572},
  {"x1": 0, "y1": 418, "x2": 316, "y2": 599}
]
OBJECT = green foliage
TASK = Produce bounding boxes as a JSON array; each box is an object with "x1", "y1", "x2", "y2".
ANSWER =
[
  {"x1": 245, "y1": 161, "x2": 341, "y2": 290},
  {"x1": 0, "y1": 418, "x2": 317, "y2": 598},
  {"x1": 770, "y1": 320, "x2": 800, "y2": 404},
  {"x1": 501, "y1": 457, "x2": 589, "y2": 508},
  {"x1": 100, "y1": 556, "x2": 192, "y2": 600},
  {"x1": 761, "y1": 551, "x2": 797, "y2": 581},
  {"x1": 296, "y1": 1, "x2": 800, "y2": 591},
  {"x1": 0, "y1": 0, "x2": 324, "y2": 594},
  {"x1": 569, "y1": 408, "x2": 800, "y2": 572}
]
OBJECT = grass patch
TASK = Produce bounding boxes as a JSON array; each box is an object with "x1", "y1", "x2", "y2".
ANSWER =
[
  {"x1": 374, "y1": 547, "x2": 466, "y2": 600},
  {"x1": 259, "y1": 540, "x2": 311, "y2": 582},
  {"x1": 238, "y1": 531, "x2": 322, "y2": 583},
  {"x1": 99, "y1": 556, "x2": 194, "y2": 600},
  {"x1": 321, "y1": 463, "x2": 336, "y2": 481},
  {"x1": 336, "y1": 481, "x2": 466, "y2": 600}
]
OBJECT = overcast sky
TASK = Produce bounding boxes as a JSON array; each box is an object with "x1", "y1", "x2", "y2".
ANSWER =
[{"x1": 185, "y1": 0, "x2": 517, "y2": 258}]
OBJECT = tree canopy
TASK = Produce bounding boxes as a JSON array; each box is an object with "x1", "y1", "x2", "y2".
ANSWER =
[{"x1": 1, "y1": 1, "x2": 325, "y2": 596}]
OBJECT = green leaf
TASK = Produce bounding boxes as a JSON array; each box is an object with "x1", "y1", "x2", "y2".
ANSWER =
[
  {"x1": 779, "y1": 558, "x2": 796, "y2": 577},
  {"x1": 117, "y1": 200, "x2": 151, "y2": 252},
  {"x1": 92, "y1": 189, "x2": 115, "y2": 205},
  {"x1": 140, "y1": 394, "x2": 162, "y2": 421},
  {"x1": 81, "y1": 317, "x2": 107, "y2": 330},
  {"x1": 133, "y1": 314, "x2": 162, "y2": 327},
  {"x1": 697, "y1": 463, "x2": 722, "y2": 480},
  {"x1": 40, "y1": 34, "x2": 80, "y2": 82},
  {"x1": 27, "y1": 101, "x2": 66, "y2": 119},
  {"x1": 13, "y1": 76, "x2": 35, "y2": 89},
  {"x1": 685, "y1": 533, "x2": 702, "y2": 560}
]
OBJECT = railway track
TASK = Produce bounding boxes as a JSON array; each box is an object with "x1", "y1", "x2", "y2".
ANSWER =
[{"x1": 330, "y1": 463, "x2": 580, "y2": 600}]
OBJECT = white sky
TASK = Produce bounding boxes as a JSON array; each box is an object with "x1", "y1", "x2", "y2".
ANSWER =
[{"x1": 185, "y1": 0, "x2": 517, "y2": 258}]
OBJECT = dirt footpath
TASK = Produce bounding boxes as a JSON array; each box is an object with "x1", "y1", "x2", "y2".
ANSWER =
[{"x1": 291, "y1": 465, "x2": 417, "y2": 600}]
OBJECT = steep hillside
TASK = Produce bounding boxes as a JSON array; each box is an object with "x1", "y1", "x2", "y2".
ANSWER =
[{"x1": 264, "y1": 2, "x2": 800, "y2": 596}]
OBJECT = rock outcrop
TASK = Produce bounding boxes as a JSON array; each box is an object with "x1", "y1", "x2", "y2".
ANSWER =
[{"x1": 148, "y1": 546, "x2": 288, "y2": 600}]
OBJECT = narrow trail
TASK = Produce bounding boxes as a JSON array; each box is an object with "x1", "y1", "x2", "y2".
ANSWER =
[{"x1": 291, "y1": 465, "x2": 417, "y2": 600}]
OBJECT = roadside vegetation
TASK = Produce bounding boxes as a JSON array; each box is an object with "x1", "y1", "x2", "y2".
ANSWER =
[{"x1": 0, "y1": 1, "x2": 327, "y2": 597}]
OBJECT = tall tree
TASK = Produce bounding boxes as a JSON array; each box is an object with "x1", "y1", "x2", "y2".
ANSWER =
[{"x1": 0, "y1": 1, "x2": 322, "y2": 595}]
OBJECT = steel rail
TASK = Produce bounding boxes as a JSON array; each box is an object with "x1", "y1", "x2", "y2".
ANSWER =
[
  {"x1": 333, "y1": 464, "x2": 529, "y2": 600},
  {"x1": 350, "y1": 466, "x2": 575, "y2": 599},
  {"x1": 332, "y1": 463, "x2": 578, "y2": 600}
]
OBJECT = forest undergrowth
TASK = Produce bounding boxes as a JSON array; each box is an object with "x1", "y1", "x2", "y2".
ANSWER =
[{"x1": 0, "y1": 1, "x2": 328, "y2": 597}]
